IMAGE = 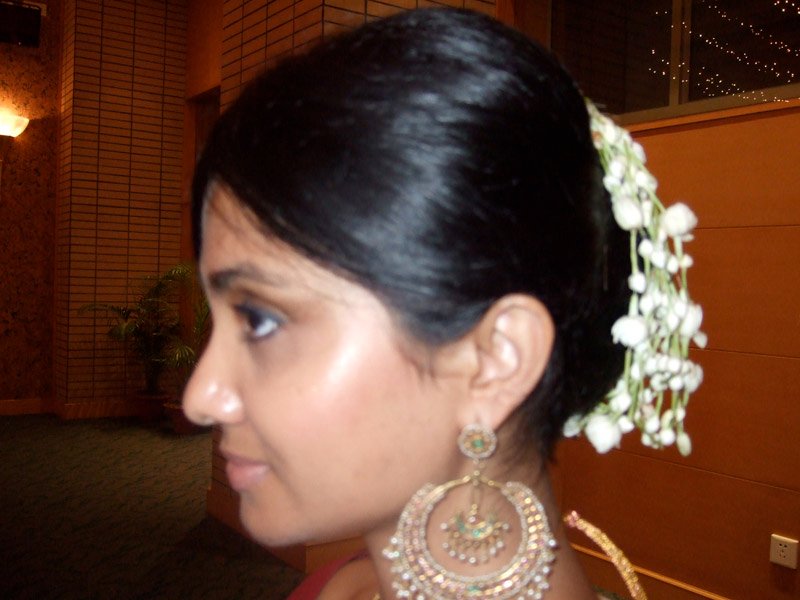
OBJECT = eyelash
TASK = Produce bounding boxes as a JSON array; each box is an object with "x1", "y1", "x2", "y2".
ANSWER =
[{"x1": 233, "y1": 302, "x2": 282, "y2": 341}]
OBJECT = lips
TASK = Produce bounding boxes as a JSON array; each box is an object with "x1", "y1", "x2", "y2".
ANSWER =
[{"x1": 222, "y1": 451, "x2": 271, "y2": 492}]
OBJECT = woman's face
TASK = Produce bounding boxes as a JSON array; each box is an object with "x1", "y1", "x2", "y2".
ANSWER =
[{"x1": 183, "y1": 186, "x2": 466, "y2": 547}]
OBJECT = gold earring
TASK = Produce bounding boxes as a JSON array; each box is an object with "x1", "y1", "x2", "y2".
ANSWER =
[
  {"x1": 442, "y1": 424, "x2": 510, "y2": 565},
  {"x1": 383, "y1": 424, "x2": 557, "y2": 599}
]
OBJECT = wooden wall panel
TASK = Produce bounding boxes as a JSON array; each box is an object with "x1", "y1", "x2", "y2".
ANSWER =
[
  {"x1": 617, "y1": 349, "x2": 800, "y2": 492},
  {"x1": 555, "y1": 443, "x2": 800, "y2": 599},
  {"x1": 496, "y1": 0, "x2": 550, "y2": 44},
  {"x1": 56, "y1": 0, "x2": 187, "y2": 410},
  {"x1": 690, "y1": 227, "x2": 800, "y2": 357},
  {"x1": 635, "y1": 107, "x2": 800, "y2": 228},
  {"x1": 557, "y1": 103, "x2": 800, "y2": 599}
]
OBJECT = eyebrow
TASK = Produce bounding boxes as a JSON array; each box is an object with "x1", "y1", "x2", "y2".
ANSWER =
[{"x1": 206, "y1": 263, "x2": 287, "y2": 292}]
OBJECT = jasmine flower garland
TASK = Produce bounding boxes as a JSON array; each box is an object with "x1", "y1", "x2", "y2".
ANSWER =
[{"x1": 563, "y1": 102, "x2": 706, "y2": 457}]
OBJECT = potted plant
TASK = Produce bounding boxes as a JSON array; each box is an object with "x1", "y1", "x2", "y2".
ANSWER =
[
  {"x1": 162, "y1": 264, "x2": 210, "y2": 433},
  {"x1": 81, "y1": 263, "x2": 209, "y2": 428}
]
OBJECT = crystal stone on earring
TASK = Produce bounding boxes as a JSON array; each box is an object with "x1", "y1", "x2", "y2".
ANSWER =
[
  {"x1": 458, "y1": 424, "x2": 498, "y2": 460},
  {"x1": 441, "y1": 503, "x2": 511, "y2": 565}
]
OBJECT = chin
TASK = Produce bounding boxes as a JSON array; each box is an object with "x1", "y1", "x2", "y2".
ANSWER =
[
  {"x1": 239, "y1": 503, "x2": 303, "y2": 547},
  {"x1": 239, "y1": 499, "x2": 366, "y2": 549}
]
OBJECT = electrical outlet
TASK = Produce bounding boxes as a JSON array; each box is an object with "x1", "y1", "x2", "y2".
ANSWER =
[{"x1": 770, "y1": 534, "x2": 798, "y2": 569}]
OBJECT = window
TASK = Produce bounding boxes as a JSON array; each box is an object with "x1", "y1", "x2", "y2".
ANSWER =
[{"x1": 549, "y1": 0, "x2": 800, "y2": 119}]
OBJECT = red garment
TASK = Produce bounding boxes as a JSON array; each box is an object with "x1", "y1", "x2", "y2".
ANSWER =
[{"x1": 285, "y1": 552, "x2": 368, "y2": 600}]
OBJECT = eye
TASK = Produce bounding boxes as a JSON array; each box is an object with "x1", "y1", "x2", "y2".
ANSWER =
[{"x1": 234, "y1": 302, "x2": 282, "y2": 341}]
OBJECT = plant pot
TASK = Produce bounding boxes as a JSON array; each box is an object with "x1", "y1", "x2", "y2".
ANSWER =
[
  {"x1": 135, "y1": 392, "x2": 171, "y2": 421},
  {"x1": 163, "y1": 401, "x2": 206, "y2": 434}
]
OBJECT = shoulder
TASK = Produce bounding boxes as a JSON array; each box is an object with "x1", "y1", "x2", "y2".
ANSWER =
[
  {"x1": 318, "y1": 555, "x2": 378, "y2": 600},
  {"x1": 286, "y1": 553, "x2": 378, "y2": 600}
]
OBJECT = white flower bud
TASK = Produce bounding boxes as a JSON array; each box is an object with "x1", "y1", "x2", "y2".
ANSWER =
[
  {"x1": 666, "y1": 255, "x2": 680, "y2": 273},
  {"x1": 684, "y1": 364, "x2": 704, "y2": 393},
  {"x1": 628, "y1": 272, "x2": 647, "y2": 293},
  {"x1": 669, "y1": 375, "x2": 684, "y2": 391},
  {"x1": 608, "y1": 158, "x2": 626, "y2": 179},
  {"x1": 667, "y1": 357, "x2": 682, "y2": 373},
  {"x1": 692, "y1": 331, "x2": 708, "y2": 348},
  {"x1": 653, "y1": 289, "x2": 668, "y2": 307},
  {"x1": 679, "y1": 304, "x2": 703, "y2": 338},
  {"x1": 562, "y1": 415, "x2": 583, "y2": 438},
  {"x1": 611, "y1": 316, "x2": 649, "y2": 348},
  {"x1": 630, "y1": 361, "x2": 643, "y2": 380},
  {"x1": 679, "y1": 254, "x2": 694, "y2": 269},
  {"x1": 585, "y1": 414, "x2": 622, "y2": 453},
  {"x1": 641, "y1": 389, "x2": 655, "y2": 404},
  {"x1": 598, "y1": 117, "x2": 621, "y2": 144},
  {"x1": 635, "y1": 170, "x2": 657, "y2": 191},
  {"x1": 618, "y1": 416, "x2": 635, "y2": 433},
  {"x1": 639, "y1": 292, "x2": 655, "y2": 315},
  {"x1": 638, "y1": 238, "x2": 654, "y2": 258},
  {"x1": 671, "y1": 297, "x2": 688, "y2": 319},
  {"x1": 610, "y1": 391, "x2": 632, "y2": 413},
  {"x1": 603, "y1": 175, "x2": 620, "y2": 191},
  {"x1": 650, "y1": 247, "x2": 668, "y2": 269},
  {"x1": 650, "y1": 374, "x2": 668, "y2": 391},
  {"x1": 631, "y1": 141, "x2": 646, "y2": 162},
  {"x1": 665, "y1": 311, "x2": 681, "y2": 332},
  {"x1": 612, "y1": 196, "x2": 644, "y2": 230},
  {"x1": 645, "y1": 414, "x2": 660, "y2": 433},
  {"x1": 644, "y1": 356, "x2": 657, "y2": 375},
  {"x1": 677, "y1": 432, "x2": 692, "y2": 456},
  {"x1": 661, "y1": 202, "x2": 698, "y2": 237},
  {"x1": 660, "y1": 428, "x2": 676, "y2": 446}
]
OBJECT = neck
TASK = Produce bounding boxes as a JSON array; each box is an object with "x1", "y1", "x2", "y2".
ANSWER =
[{"x1": 361, "y1": 463, "x2": 597, "y2": 600}]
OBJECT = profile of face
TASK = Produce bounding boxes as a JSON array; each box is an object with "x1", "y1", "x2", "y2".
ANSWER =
[
  {"x1": 183, "y1": 186, "x2": 473, "y2": 547},
  {"x1": 185, "y1": 8, "x2": 628, "y2": 556}
]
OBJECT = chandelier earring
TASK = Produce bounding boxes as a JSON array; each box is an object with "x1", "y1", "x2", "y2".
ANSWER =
[{"x1": 382, "y1": 423, "x2": 557, "y2": 599}]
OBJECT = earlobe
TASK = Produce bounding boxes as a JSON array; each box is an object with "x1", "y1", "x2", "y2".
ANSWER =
[{"x1": 466, "y1": 295, "x2": 555, "y2": 430}]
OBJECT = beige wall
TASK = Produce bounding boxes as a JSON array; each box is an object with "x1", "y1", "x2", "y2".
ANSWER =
[
  {"x1": 0, "y1": 0, "x2": 60, "y2": 412},
  {"x1": 55, "y1": 0, "x2": 187, "y2": 416}
]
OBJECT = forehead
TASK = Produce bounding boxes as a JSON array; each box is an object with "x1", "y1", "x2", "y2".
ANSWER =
[
  {"x1": 199, "y1": 184, "x2": 436, "y2": 364},
  {"x1": 199, "y1": 185, "x2": 337, "y2": 288}
]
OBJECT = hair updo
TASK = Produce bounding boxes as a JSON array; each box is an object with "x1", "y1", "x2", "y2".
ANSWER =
[{"x1": 192, "y1": 8, "x2": 629, "y2": 460}]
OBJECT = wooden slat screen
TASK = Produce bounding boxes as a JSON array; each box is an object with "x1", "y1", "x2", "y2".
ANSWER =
[{"x1": 56, "y1": 0, "x2": 187, "y2": 411}]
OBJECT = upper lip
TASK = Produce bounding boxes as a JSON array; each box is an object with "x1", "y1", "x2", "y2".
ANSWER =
[{"x1": 219, "y1": 446, "x2": 265, "y2": 465}]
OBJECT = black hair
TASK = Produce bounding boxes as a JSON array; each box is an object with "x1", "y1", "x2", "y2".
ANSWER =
[{"x1": 192, "y1": 8, "x2": 629, "y2": 460}]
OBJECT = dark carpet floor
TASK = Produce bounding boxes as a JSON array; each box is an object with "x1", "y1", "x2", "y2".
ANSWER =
[{"x1": 0, "y1": 414, "x2": 305, "y2": 599}]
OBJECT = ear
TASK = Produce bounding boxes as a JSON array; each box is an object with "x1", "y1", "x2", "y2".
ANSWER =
[{"x1": 457, "y1": 294, "x2": 554, "y2": 431}]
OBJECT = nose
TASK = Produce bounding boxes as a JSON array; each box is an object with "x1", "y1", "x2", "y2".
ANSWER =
[{"x1": 183, "y1": 335, "x2": 244, "y2": 426}]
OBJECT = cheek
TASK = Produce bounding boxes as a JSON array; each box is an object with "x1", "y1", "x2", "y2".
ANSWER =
[{"x1": 243, "y1": 325, "x2": 434, "y2": 471}]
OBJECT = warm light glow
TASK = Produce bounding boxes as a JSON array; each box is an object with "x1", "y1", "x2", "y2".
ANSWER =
[{"x1": 0, "y1": 111, "x2": 29, "y2": 137}]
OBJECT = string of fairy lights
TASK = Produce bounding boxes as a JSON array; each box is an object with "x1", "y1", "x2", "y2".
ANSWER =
[
  {"x1": 646, "y1": 0, "x2": 799, "y2": 103},
  {"x1": 708, "y1": 1, "x2": 800, "y2": 58},
  {"x1": 774, "y1": 0, "x2": 800, "y2": 16}
]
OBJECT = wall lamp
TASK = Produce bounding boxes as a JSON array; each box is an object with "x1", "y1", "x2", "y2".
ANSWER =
[{"x1": 0, "y1": 110, "x2": 30, "y2": 196}]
